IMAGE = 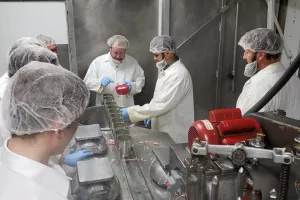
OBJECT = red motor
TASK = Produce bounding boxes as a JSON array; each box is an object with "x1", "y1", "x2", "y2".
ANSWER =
[{"x1": 188, "y1": 108, "x2": 262, "y2": 148}]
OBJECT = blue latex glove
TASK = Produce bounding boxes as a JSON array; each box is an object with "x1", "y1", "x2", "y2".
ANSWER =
[
  {"x1": 101, "y1": 77, "x2": 114, "y2": 87},
  {"x1": 144, "y1": 119, "x2": 151, "y2": 127},
  {"x1": 123, "y1": 81, "x2": 132, "y2": 92},
  {"x1": 63, "y1": 149, "x2": 94, "y2": 167},
  {"x1": 121, "y1": 108, "x2": 130, "y2": 121}
]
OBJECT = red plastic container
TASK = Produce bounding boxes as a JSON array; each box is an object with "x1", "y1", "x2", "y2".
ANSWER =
[{"x1": 115, "y1": 84, "x2": 129, "y2": 95}]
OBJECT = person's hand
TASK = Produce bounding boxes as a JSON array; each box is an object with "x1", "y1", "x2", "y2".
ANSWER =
[
  {"x1": 121, "y1": 108, "x2": 130, "y2": 121},
  {"x1": 63, "y1": 149, "x2": 94, "y2": 167},
  {"x1": 101, "y1": 77, "x2": 114, "y2": 87},
  {"x1": 123, "y1": 81, "x2": 132, "y2": 92},
  {"x1": 144, "y1": 119, "x2": 151, "y2": 127}
]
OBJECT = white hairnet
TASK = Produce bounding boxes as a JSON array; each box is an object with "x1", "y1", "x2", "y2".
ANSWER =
[
  {"x1": 37, "y1": 34, "x2": 56, "y2": 46},
  {"x1": 238, "y1": 28, "x2": 283, "y2": 54},
  {"x1": 9, "y1": 37, "x2": 46, "y2": 54},
  {"x1": 107, "y1": 35, "x2": 130, "y2": 49},
  {"x1": 2, "y1": 61, "x2": 90, "y2": 136},
  {"x1": 8, "y1": 45, "x2": 59, "y2": 77},
  {"x1": 149, "y1": 35, "x2": 177, "y2": 54}
]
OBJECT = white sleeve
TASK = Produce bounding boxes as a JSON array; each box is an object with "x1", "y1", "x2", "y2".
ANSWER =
[
  {"x1": 83, "y1": 60, "x2": 102, "y2": 93},
  {"x1": 127, "y1": 74, "x2": 190, "y2": 122},
  {"x1": 129, "y1": 62, "x2": 145, "y2": 95}
]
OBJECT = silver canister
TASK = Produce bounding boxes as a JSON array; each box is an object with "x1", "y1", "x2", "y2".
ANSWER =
[{"x1": 117, "y1": 135, "x2": 132, "y2": 159}]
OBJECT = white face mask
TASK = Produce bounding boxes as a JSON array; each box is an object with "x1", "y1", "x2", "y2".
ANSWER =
[
  {"x1": 156, "y1": 59, "x2": 167, "y2": 71},
  {"x1": 109, "y1": 53, "x2": 123, "y2": 65},
  {"x1": 244, "y1": 60, "x2": 257, "y2": 77}
]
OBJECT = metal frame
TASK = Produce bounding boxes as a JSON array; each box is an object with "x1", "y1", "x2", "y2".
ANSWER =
[
  {"x1": 265, "y1": 0, "x2": 292, "y2": 59},
  {"x1": 215, "y1": 0, "x2": 227, "y2": 108},
  {"x1": 158, "y1": 0, "x2": 170, "y2": 35},
  {"x1": 176, "y1": 0, "x2": 238, "y2": 50},
  {"x1": 65, "y1": 0, "x2": 78, "y2": 75},
  {"x1": 231, "y1": 1, "x2": 240, "y2": 92},
  {"x1": 267, "y1": 0, "x2": 276, "y2": 30},
  {"x1": 175, "y1": 0, "x2": 240, "y2": 108}
]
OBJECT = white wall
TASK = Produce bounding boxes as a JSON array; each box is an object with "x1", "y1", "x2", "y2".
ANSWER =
[
  {"x1": 281, "y1": 0, "x2": 300, "y2": 68},
  {"x1": 0, "y1": 2, "x2": 68, "y2": 76}
]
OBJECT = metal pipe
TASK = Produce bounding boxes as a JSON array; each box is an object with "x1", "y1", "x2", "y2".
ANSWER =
[
  {"x1": 267, "y1": 0, "x2": 275, "y2": 30},
  {"x1": 231, "y1": 1, "x2": 239, "y2": 92},
  {"x1": 210, "y1": 176, "x2": 219, "y2": 200},
  {"x1": 65, "y1": 0, "x2": 78, "y2": 75},
  {"x1": 177, "y1": 0, "x2": 237, "y2": 50},
  {"x1": 236, "y1": 167, "x2": 245, "y2": 199},
  {"x1": 215, "y1": 0, "x2": 226, "y2": 108}
]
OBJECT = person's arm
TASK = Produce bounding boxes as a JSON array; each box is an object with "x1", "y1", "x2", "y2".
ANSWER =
[
  {"x1": 127, "y1": 74, "x2": 191, "y2": 122},
  {"x1": 83, "y1": 60, "x2": 102, "y2": 93},
  {"x1": 129, "y1": 62, "x2": 145, "y2": 95},
  {"x1": 58, "y1": 150, "x2": 94, "y2": 167}
]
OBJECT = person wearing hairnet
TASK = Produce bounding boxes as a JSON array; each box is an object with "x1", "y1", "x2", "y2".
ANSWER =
[
  {"x1": 237, "y1": 28, "x2": 300, "y2": 119},
  {"x1": 83, "y1": 35, "x2": 145, "y2": 107},
  {"x1": 121, "y1": 35, "x2": 194, "y2": 143},
  {"x1": 0, "y1": 37, "x2": 47, "y2": 100},
  {"x1": 37, "y1": 34, "x2": 57, "y2": 53},
  {"x1": 0, "y1": 38, "x2": 93, "y2": 168},
  {"x1": 0, "y1": 40, "x2": 59, "y2": 145},
  {"x1": 0, "y1": 62, "x2": 90, "y2": 199}
]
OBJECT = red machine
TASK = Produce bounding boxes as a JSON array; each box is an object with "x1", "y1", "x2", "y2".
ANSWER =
[{"x1": 188, "y1": 108, "x2": 263, "y2": 148}]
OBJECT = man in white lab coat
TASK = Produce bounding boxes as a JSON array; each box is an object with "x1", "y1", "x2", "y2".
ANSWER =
[
  {"x1": 0, "y1": 37, "x2": 47, "y2": 101},
  {"x1": 84, "y1": 35, "x2": 145, "y2": 107},
  {"x1": 0, "y1": 38, "x2": 59, "y2": 146},
  {"x1": 121, "y1": 35, "x2": 194, "y2": 143},
  {"x1": 237, "y1": 28, "x2": 300, "y2": 119},
  {"x1": 0, "y1": 62, "x2": 90, "y2": 199}
]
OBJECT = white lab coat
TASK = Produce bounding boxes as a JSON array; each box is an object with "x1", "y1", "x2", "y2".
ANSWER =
[
  {"x1": 127, "y1": 60, "x2": 194, "y2": 143},
  {"x1": 237, "y1": 62, "x2": 300, "y2": 119},
  {"x1": 84, "y1": 53, "x2": 145, "y2": 107},
  {"x1": 0, "y1": 139, "x2": 70, "y2": 200},
  {"x1": 0, "y1": 72, "x2": 10, "y2": 147},
  {"x1": 0, "y1": 72, "x2": 9, "y2": 101}
]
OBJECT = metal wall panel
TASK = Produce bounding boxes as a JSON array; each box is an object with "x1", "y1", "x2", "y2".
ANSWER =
[
  {"x1": 57, "y1": 44, "x2": 70, "y2": 70},
  {"x1": 68, "y1": 0, "x2": 267, "y2": 120},
  {"x1": 170, "y1": 0, "x2": 267, "y2": 120},
  {"x1": 71, "y1": 0, "x2": 159, "y2": 105},
  {"x1": 170, "y1": 0, "x2": 222, "y2": 120},
  {"x1": 220, "y1": 0, "x2": 267, "y2": 110}
]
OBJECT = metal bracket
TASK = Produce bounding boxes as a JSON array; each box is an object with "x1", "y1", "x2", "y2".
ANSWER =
[{"x1": 191, "y1": 141, "x2": 294, "y2": 165}]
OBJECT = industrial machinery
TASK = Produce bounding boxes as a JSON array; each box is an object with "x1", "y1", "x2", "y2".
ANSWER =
[
  {"x1": 69, "y1": 94, "x2": 131, "y2": 200},
  {"x1": 68, "y1": 53, "x2": 300, "y2": 199},
  {"x1": 149, "y1": 108, "x2": 300, "y2": 200},
  {"x1": 150, "y1": 53, "x2": 300, "y2": 200}
]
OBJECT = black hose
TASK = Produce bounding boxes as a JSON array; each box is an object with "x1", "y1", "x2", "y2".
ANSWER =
[
  {"x1": 244, "y1": 52, "x2": 300, "y2": 115},
  {"x1": 278, "y1": 164, "x2": 290, "y2": 200}
]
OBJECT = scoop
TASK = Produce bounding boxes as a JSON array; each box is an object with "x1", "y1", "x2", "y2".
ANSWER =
[{"x1": 115, "y1": 84, "x2": 129, "y2": 95}]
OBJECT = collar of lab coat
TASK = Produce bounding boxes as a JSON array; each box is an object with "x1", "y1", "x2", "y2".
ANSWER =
[
  {"x1": 256, "y1": 62, "x2": 284, "y2": 76},
  {"x1": 247, "y1": 62, "x2": 284, "y2": 83},
  {"x1": 105, "y1": 52, "x2": 127, "y2": 69},
  {"x1": 104, "y1": 52, "x2": 111, "y2": 62},
  {"x1": 164, "y1": 59, "x2": 182, "y2": 72},
  {"x1": 0, "y1": 139, "x2": 70, "y2": 198}
]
